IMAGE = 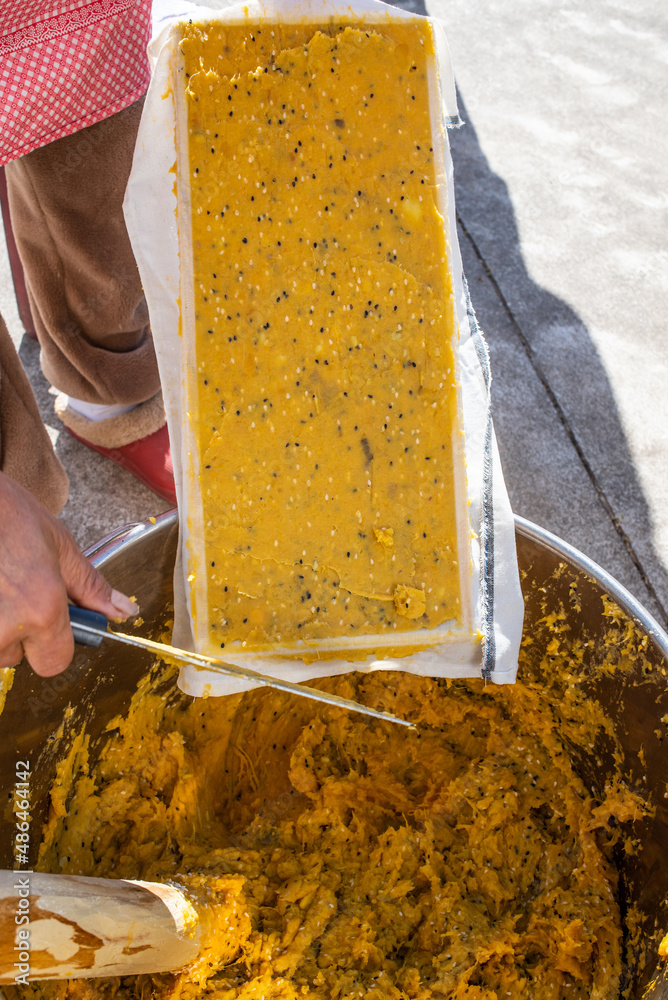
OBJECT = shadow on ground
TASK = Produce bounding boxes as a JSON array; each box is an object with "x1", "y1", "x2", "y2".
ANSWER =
[{"x1": 448, "y1": 93, "x2": 667, "y2": 626}]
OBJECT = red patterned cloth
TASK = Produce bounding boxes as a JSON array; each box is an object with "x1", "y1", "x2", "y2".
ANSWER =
[{"x1": 0, "y1": 0, "x2": 151, "y2": 165}]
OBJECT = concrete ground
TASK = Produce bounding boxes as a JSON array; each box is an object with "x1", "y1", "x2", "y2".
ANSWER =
[
  {"x1": 1, "y1": 0, "x2": 666, "y2": 627},
  {"x1": 438, "y1": 0, "x2": 668, "y2": 628}
]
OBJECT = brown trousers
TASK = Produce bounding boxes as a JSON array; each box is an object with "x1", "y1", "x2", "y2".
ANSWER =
[
  {"x1": 5, "y1": 98, "x2": 160, "y2": 405},
  {"x1": 0, "y1": 98, "x2": 160, "y2": 512}
]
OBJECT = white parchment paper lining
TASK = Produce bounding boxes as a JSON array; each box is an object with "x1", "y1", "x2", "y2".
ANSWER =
[{"x1": 124, "y1": 0, "x2": 524, "y2": 696}]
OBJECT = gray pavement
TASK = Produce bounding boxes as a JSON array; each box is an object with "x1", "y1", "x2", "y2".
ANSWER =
[
  {"x1": 437, "y1": 0, "x2": 668, "y2": 626},
  {"x1": 1, "y1": 0, "x2": 666, "y2": 626}
]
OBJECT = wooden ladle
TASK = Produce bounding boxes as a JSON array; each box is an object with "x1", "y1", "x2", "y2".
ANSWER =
[{"x1": 0, "y1": 870, "x2": 201, "y2": 983}]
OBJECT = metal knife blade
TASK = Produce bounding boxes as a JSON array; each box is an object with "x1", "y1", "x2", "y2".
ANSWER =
[{"x1": 68, "y1": 606, "x2": 413, "y2": 728}]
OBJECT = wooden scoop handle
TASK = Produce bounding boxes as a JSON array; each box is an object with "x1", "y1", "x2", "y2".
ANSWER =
[{"x1": 0, "y1": 870, "x2": 201, "y2": 982}]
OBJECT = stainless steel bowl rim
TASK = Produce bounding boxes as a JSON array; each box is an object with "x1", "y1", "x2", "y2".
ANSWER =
[{"x1": 514, "y1": 514, "x2": 668, "y2": 659}]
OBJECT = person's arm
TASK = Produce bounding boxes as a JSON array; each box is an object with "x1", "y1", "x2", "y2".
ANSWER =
[{"x1": 0, "y1": 471, "x2": 136, "y2": 676}]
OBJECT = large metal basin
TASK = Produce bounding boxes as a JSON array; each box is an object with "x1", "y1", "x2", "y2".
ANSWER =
[{"x1": 0, "y1": 511, "x2": 666, "y2": 997}]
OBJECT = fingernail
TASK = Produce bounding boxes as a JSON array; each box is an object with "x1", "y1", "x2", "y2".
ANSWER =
[{"x1": 111, "y1": 590, "x2": 138, "y2": 618}]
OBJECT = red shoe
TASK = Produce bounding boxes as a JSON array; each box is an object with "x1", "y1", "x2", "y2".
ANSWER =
[{"x1": 66, "y1": 422, "x2": 177, "y2": 506}]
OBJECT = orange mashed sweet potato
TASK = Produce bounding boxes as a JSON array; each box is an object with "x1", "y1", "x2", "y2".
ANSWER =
[
  {"x1": 15, "y1": 656, "x2": 645, "y2": 1000},
  {"x1": 179, "y1": 18, "x2": 464, "y2": 654}
]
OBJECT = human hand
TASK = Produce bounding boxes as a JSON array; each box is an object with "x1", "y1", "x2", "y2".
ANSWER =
[{"x1": 0, "y1": 471, "x2": 136, "y2": 676}]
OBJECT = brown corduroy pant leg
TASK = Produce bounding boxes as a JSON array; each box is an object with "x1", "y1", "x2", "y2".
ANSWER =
[
  {"x1": 0, "y1": 314, "x2": 68, "y2": 515},
  {"x1": 4, "y1": 98, "x2": 160, "y2": 408}
]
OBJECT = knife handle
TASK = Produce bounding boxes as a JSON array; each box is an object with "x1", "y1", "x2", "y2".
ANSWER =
[{"x1": 68, "y1": 606, "x2": 109, "y2": 647}]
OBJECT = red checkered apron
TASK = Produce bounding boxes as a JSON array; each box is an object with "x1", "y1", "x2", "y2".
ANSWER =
[{"x1": 0, "y1": 0, "x2": 151, "y2": 164}]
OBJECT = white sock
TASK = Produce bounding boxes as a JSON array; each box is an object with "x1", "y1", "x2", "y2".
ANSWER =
[{"x1": 65, "y1": 396, "x2": 139, "y2": 423}]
